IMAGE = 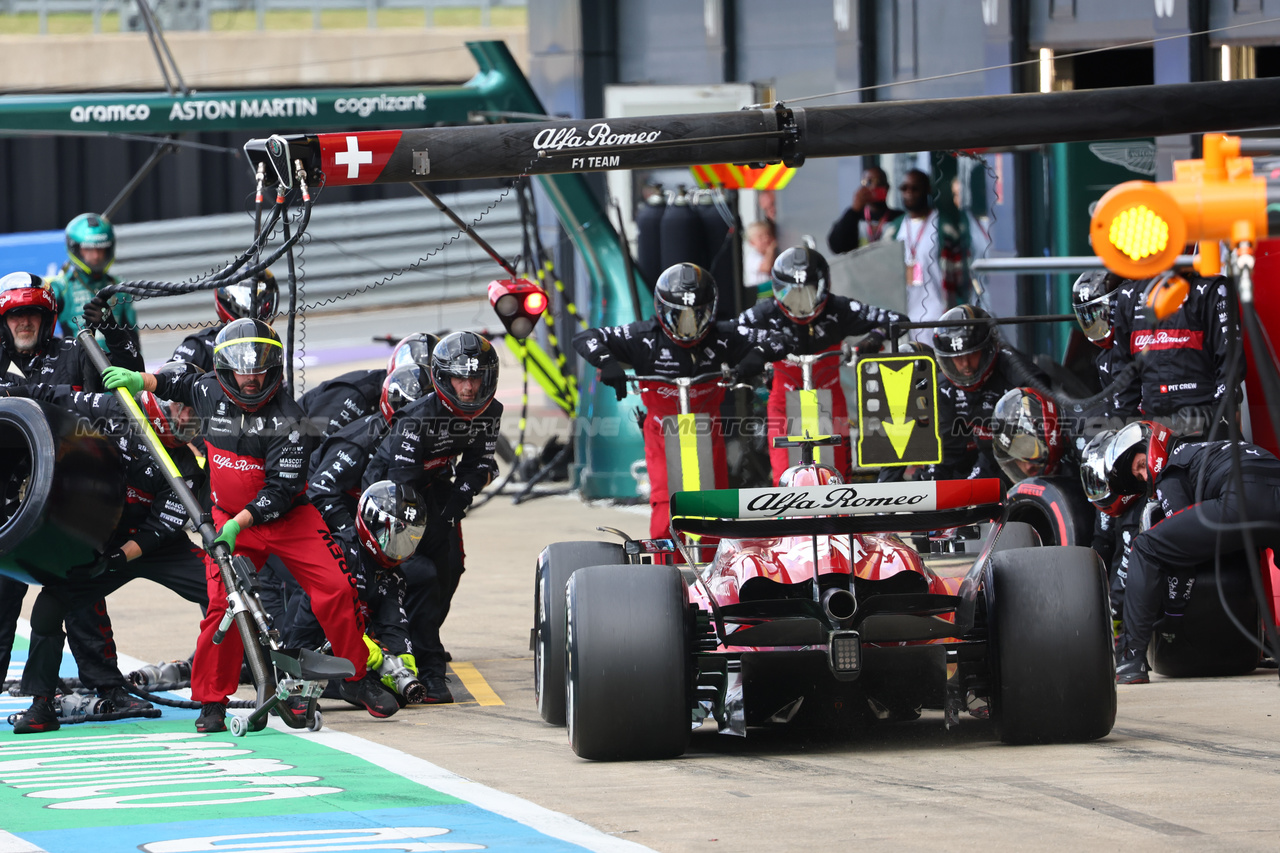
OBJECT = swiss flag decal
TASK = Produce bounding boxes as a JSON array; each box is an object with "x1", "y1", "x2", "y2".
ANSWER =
[{"x1": 318, "y1": 130, "x2": 402, "y2": 186}]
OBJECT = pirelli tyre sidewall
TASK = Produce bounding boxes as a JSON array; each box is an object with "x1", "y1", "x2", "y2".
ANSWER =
[
  {"x1": 533, "y1": 541, "x2": 625, "y2": 726},
  {"x1": 1005, "y1": 476, "x2": 1095, "y2": 548},
  {"x1": 1149, "y1": 562, "x2": 1261, "y2": 678}
]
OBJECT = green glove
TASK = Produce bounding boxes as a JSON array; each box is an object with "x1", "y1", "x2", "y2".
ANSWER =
[
  {"x1": 213, "y1": 519, "x2": 241, "y2": 554},
  {"x1": 102, "y1": 366, "x2": 143, "y2": 396}
]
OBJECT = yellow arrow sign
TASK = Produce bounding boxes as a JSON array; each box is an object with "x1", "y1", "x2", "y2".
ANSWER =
[{"x1": 879, "y1": 361, "x2": 916, "y2": 459}]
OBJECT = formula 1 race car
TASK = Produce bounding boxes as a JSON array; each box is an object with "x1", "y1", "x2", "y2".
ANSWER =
[{"x1": 533, "y1": 461, "x2": 1116, "y2": 760}]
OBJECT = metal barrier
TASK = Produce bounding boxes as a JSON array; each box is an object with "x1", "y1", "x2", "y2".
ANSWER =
[
  {"x1": 116, "y1": 188, "x2": 522, "y2": 327},
  {"x1": 3, "y1": 0, "x2": 524, "y2": 34}
]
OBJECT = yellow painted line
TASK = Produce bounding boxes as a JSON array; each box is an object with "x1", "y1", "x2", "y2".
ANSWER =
[{"x1": 449, "y1": 661, "x2": 504, "y2": 706}]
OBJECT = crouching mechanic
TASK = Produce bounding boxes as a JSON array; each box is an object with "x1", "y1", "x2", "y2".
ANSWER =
[
  {"x1": 573, "y1": 263, "x2": 788, "y2": 537},
  {"x1": 364, "y1": 331, "x2": 502, "y2": 704},
  {"x1": 351, "y1": 481, "x2": 431, "y2": 705},
  {"x1": 101, "y1": 318, "x2": 398, "y2": 731},
  {"x1": 738, "y1": 246, "x2": 906, "y2": 481},
  {"x1": 0, "y1": 372, "x2": 209, "y2": 733},
  {"x1": 1081, "y1": 421, "x2": 1280, "y2": 684}
]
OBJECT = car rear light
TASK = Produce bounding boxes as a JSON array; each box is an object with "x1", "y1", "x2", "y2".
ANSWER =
[{"x1": 829, "y1": 630, "x2": 861, "y2": 678}]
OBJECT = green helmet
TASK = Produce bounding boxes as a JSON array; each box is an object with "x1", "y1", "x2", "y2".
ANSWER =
[{"x1": 66, "y1": 213, "x2": 115, "y2": 276}]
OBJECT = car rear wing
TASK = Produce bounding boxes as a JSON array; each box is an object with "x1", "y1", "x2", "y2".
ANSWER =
[{"x1": 669, "y1": 479, "x2": 1003, "y2": 538}]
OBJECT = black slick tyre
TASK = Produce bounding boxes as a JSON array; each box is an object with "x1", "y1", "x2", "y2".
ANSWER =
[
  {"x1": 566, "y1": 563, "x2": 690, "y2": 760},
  {"x1": 534, "y1": 541, "x2": 625, "y2": 725},
  {"x1": 988, "y1": 546, "x2": 1115, "y2": 744}
]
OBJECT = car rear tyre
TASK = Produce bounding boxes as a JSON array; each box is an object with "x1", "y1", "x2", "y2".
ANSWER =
[
  {"x1": 1149, "y1": 563, "x2": 1260, "y2": 678},
  {"x1": 534, "y1": 541, "x2": 625, "y2": 725},
  {"x1": 989, "y1": 546, "x2": 1115, "y2": 744},
  {"x1": 567, "y1": 563, "x2": 690, "y2": 760}
]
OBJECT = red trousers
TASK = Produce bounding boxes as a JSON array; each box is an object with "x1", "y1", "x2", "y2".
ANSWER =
[{"x1": 192, "y1": 503, "x2": 366, "y2": 704}]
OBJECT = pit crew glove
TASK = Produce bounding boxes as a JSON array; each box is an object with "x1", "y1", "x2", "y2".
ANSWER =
[
  {"x1": 853, "y1": 330, "x2": 886, "y2": 355},
  {"x1": 102, "y1": 548, "x2": 129, "y2": 573},
  {"x1": 732, "y1": 348, "x2": 768, "y2": 381},
  {"x1": 102, "y1": 366, "x2": 143, "y2": 396},
  {"x1": 441, "y1": 492, "x2": 468, "y2": 527},
  {"x1": 213, "y1": 519, "x2": 241, "y2": 554},
  {"x1": 598, "y1": 360, "x2": 628, "y2": 402},
  {"x1": 82, "y1": 296, "x2": 109, "y2": 331}
]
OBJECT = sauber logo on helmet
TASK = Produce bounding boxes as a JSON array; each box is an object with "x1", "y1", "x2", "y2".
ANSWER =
[{"x1": 1131, "y1": 329, "x2": 1203, "y2": 352}]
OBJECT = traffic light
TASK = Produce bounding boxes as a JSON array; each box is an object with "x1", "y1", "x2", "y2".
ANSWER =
[
  {"x1": 1089, "y1": 134, "x2": 1272, "y2": 280},
  {"x1": 488, "y1": 278, "x2": 549, "y2": 340}
]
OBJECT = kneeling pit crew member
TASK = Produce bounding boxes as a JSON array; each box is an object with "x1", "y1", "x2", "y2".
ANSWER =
[
  {"x1": 1081, "y1": 421, "x2": 1280, "y2": 684},
  {"x1": 0, "y1": 373, "x2": 209, "y2": 733}
]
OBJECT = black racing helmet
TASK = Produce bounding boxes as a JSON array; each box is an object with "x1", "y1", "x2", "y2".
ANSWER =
[
  {"x1": 215, "y1": 270, "x2": 278, "y2": 324},
  {"x1": 1071, "y1": 270, "x2": 1125, "y2": 348},
  {"x1": 771, "y1": 246, "x2": 831, "y2": 324},
  {"x1": 386, "y1": 332, "x2": 439, "y2": 374},
  {"x1": 654, "y1": 263, "x2": 717, "y2": 347},
  {"x1": 1079, "y1": 421, "x2": 1167, "y2": 517},
  {"x1": 379, "y1": 362, "x2": 426, "y2": 422},
  {"x1": 932, "y1": 305, "x2": 999, "y2": 391},
  {"x1": 212, "y1": 318, "x2": 284, "y2": 412},
  {"x1": 356, "y1": 480, "x2": 429, "y2": 569},
  {"x1": 430, "y1": 331, "x2": 499, "y2": 418}
]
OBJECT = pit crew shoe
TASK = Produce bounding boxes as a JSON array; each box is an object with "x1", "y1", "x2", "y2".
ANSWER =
[
  {"x1": 196, "y1": 702, "x2": 228, "y2": 733},
  {"x1": 422, "y1": 675, "x2": 454, "y2": 705},
  {"x1": 10, "y1": 697, "x2": 59, "y2": 734},
  {"x1": 1116, "y1": 648, "x2": 1150, "y2": 685},
  {"x1": 338, "y1": 673, "x2": 399, "y2": 719},
  {"x1": 98, "y1": 685, "x2": 154, "y2": 715},
  {"x1": 280, "y1": 695, "x2": 310, "y2": 724}
]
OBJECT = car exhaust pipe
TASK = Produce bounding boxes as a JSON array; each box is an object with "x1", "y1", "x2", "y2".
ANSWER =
[
  {"x1": 0, "y1": 398, "x2": 126, "y2": 585},
  {"x1": 822, "y1": 587, "x2": 857, "y2": 627}
]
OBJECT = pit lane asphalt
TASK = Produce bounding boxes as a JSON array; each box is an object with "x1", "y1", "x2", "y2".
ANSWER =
[{"x1": 40, "y1": 304, "x2": 1280, "y2": 852}]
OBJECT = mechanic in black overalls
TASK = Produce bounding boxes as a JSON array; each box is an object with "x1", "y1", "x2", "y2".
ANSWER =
[
  {"x1": 927, "y1": 305, "x2": 1050, "y2": 486},
  {"x1": 0, "y1": 271, "x2": 149, "y2": 723},
  {"x1": 299, "y1": 333, "x2": 437, "y2": 441},
  {"x1": 1081, "y1": 421, "x2": 1280, "y2": 684},
  {"x1": 0, "y1": 376, "x2": 208, "y2": 732},
  {"x1": 363, "y1": 331, "x2": 502, "y2": 704},
  {"x1": 286, "y1": 364, "x2": 426, "y2": 670}
]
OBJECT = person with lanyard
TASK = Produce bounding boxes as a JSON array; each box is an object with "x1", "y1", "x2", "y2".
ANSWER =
[{"x1": 891, "y1": 169, "x2": 949, "y2": 344}]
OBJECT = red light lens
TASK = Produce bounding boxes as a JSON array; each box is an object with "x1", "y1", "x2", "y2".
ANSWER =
[{"x1": 524, "y1": 291, "x2": 548, "y2": 314}]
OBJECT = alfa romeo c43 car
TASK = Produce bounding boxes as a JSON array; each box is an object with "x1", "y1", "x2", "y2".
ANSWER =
[{"x1": 533, "y1": 477, "x2": 1116, "y2": 760}]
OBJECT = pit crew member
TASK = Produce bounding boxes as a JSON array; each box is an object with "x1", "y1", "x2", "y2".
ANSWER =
[
  {"x1": 1081, "y1": 422, "x2": 1280, "y2": 684},
  {"x1": 573, "y1": 263, "x2": 788, "y2": 536},
  {"x1": 737, "y1": 246, "x2": 905, "y2": 481},
  {"x1": 101, "y1": 318, "x2": 398, "y2": 731},
  {"x1": 363, "y1": 331, "x2": 502, "y2": 704},
  {"x1": 169, "y1": 272, "x2": 278, "y2": 372}
]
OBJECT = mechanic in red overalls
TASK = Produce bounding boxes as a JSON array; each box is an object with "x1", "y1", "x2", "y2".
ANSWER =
[
  {"x1": 737, "y1": 246, "x2": 906, "y2": 481},
  {"x1": 573, "y1": 263, "x2": 788, "y2": 538},
  {"x1": 103, "y1": 318, "x2": 398, "y2": 732}
]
